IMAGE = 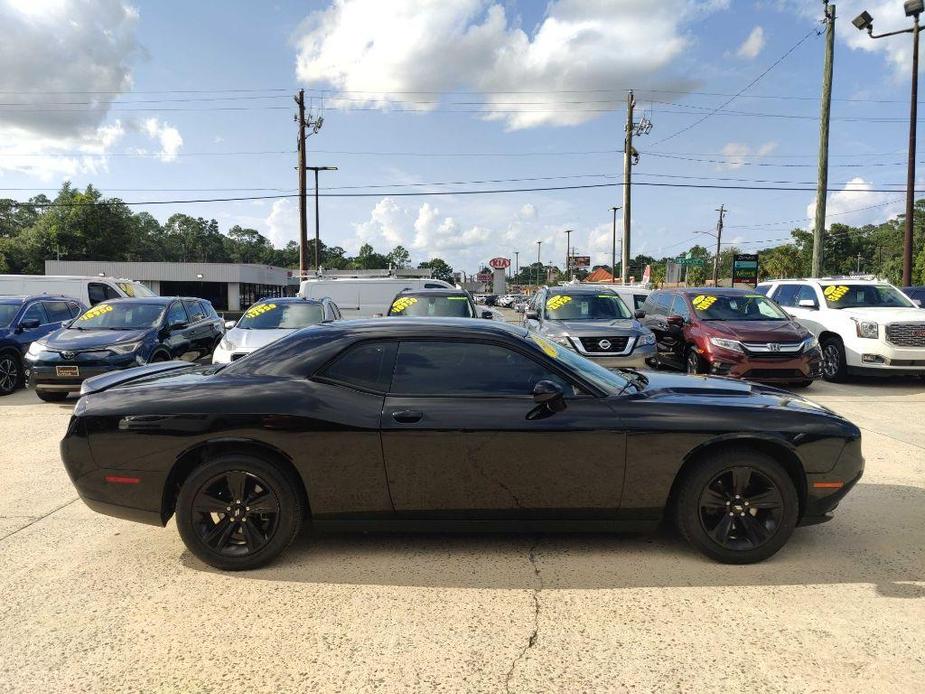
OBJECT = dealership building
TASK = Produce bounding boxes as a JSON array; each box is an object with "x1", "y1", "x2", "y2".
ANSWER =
[{"x1": 45, "y1": 261, "x2": 298, "y2": 311}]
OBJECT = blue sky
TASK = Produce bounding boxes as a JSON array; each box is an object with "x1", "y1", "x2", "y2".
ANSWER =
[{"x1": 0, "y1": 0, "x2": 922, "y2": 275}]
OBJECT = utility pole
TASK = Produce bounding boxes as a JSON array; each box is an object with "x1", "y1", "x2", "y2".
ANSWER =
[
  {"x1": 813, "y1": 2, "x2": 836, "y2": 278},
  {"x1": 564, "y1": 229, "x2": 573, "y2": 280},
  {"x1": 536, "y1": 241, "x2": 542, "y2": 287},
  {"x1": 622, "y1": 91, "x2": 634, "y2": 285},
  {"x1": 306, "y1": 166, "x2": 337, "y2": 271},
  {"x1": 857, "y1": 251, "x2": 862, "y2": 273},
  {"x1": 514, "y1": 251, "x2": 519, "y2": 279},
  {"x1": 905, "y1": 12, "x2": 920, "y2": 287},
  {"x1": 295, "y1": 89, "x2": 308, "y2": 277},
  {"x1": 713, "y1": 205, "x2": 725, "y2": 286},
  {"x1": 610, "y1": 206, "x2": 621, "y2": 281}
]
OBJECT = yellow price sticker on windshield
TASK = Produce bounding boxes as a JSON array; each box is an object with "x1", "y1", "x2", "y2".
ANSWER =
[
  {"x1": 823, "y1": 285, "x2": 849, "y2": 301},
  {"x1": 546, "y1": 295, "x2": 572, "y2": 311},
  {"x1": 692, "y1": 294, "x2": 717, "y2": 310},
  {"x1": 244, "y1": 303, "x2": 276, "y2": 319},
  {"x1": 530, "y1": 334, "x2": 559, "y2": 358},
  {"x1": 391, "y1": 297, "x2": 418, "y2": 313},
  {"x1": 79, "y1": 304, "x2": 113, "y2": 321}
]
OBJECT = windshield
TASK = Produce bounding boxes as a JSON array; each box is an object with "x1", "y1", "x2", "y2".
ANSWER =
[
  {"x1": 545, "y1": 293, "x2": 631, "y2": 320},
  {"x1": 237, "y1": 302, "x2": 325, "y2": 329},
  {"x1": 821, "y1": 284, "x2": 915, "y2": 309},
  {"x1": 0, "y1": 304, "x2": 20, "y2": 328},
  {"x1": 691, "y1": 293, "x2": 790, "y2": 321},
  {"x1": 526, "y1": 334, "x2": 630, "y2": 395},
  {"x1": 389, "y1": 295, "x2": 474, "y2": 317},
  {"x1": 74, "y1": 302, "x2": 164, "y2": 329},
  {"x1": 116, "y1": 281, "x2": 156, "y2": 298}
]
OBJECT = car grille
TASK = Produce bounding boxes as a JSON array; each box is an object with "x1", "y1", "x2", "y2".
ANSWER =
[
  {"x1": 886, "y1": 322, "x2": 925, "y2": 347},
  {"x1": 741, "y1": 342, "x2": 803, "y2": 359},
  {"x1": 577, "y1": 336, "x2": 630, "y2": 353}
]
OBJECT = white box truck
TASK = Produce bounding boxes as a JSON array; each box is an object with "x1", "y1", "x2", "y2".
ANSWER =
[
  {"x1": 299, "y1": 277, "x2": 453, "y2": 318},
  {"x1": 0, "y1": 275, "x2": 155, "y2": 306}
]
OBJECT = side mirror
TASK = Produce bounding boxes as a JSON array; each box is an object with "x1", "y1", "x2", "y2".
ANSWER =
[
  {"x1": 666, "y1": 314, "x2": 684, "y2": 327},
  {"x1": 532, "y1": 380, "x2": 566, "y2": 412},
  {"x1": 168, "y1": 321, "x2": 188, "y2": 332},
  {"x1": 17, "y1": 318, "x2": 41, "y2": 332},
  {"x1": 481, "y1": 310, "x2": 493, "y2": 319},
  {"x1": 912, "y1": 298, "x2": 921, "y2": 307},
  {"x1": 525, "y1": 310, "x2": 539, "y2": 320},
  {"x1": 634, "y1": 309, "x2": 646, "y2": 319},
  {"x1": 797, "y1": 299, "x2": 818, "y2": 309},
  {"x1": 224, "y1": 320, "x2": 237, "y2": 329}
]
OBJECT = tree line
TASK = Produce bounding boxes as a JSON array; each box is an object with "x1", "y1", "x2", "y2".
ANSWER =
[{"x1": 0, "y1": 183, "x2": 456, "y2": 283}]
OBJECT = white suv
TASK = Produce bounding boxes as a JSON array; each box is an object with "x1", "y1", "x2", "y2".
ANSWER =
[{"x1": 757, "y1": 278, "x2": 925, "y2": 382}]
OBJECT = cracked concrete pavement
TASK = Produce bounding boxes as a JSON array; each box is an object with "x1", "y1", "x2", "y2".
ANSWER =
[{"x1": 0, "y1": 373, "x2": 923, "y2": 693}]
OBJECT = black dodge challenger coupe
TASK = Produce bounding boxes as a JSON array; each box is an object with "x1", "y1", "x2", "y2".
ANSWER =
[{"x1": 61, "y1": 319, "x2": 863, "y2": 570}]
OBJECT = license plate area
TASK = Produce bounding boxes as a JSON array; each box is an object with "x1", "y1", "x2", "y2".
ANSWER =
[{"x1": 56, "y1": 366, "x2": 79, "y2": 377}]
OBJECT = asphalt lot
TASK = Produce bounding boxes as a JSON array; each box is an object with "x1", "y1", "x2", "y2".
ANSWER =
[{"x1": 1, "y1": 348, "x2": 924, "y2": 691}]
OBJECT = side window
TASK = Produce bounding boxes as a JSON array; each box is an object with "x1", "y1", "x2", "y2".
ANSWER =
[
  {"x1": 640, "y1": 295, "x2": 659, "y2": 316},
  {"x1": 391, "y1": 341, "x2": 574, "y2": 396},
  {"x1": 772, "y1": 284, "x2": 799, "y2": 307},
  {"x1": 183, "y1": 300, "x2": 206, "y2": 322},
  {"x1": 632, "y1": 294, "x2": 648, "y2": 311},
  {"x1": 67, "y1": 302, "x2": 82, "y2": 318},
  {"x1": 670, "y1": 295, "x2": 691, "y2": 320},
  {"x1": 166, "y1": 302, "x2": 189, "y2": 326},
  {"x1": 88, "y1": 283, "x2": 108, "y2": 305},
  {"x1": 197, "y1": 301, "x2": 214, "y2": 319},
  {"x1": 753, "y1": 285, "x2": 771, "y2": 296},
  {"x1": 21, "y1": 302, "x2": 48, "y2": 325},
  {"x1": 319, "y1": 341, "x2": 398, "y2": 393},
  {"x1": 795, "y1": 285, "x2": 819, "y2": 305},
  {"x1": 43, "y1": 301, "x2": 73, "y2": 323}
]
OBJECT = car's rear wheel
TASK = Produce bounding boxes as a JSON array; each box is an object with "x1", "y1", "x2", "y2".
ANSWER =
[
  {"x1": 675, "y1": 448, "x2": 798, "y2": 564},
  {"x1": 821, "y1": 336, "x2": 848, "y2": 382},
  {"x1": 35, "y1": 390, "x2": 68, "y2": 402},
  {"x1": 0, "y1": 352, "x2": 22, "y2": 396},
  {"x1": 686, "y1": 347, "x2": 704, "y2": 375},
  {"x1": 176, "y1": 455, "x2": 303, "y2": 571},
  {"x1": 148, "y1": 350, "x2": 170, "y2": 363}
]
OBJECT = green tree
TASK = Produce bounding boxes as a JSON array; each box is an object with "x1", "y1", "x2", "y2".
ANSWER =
[
  {"x1": 387, "y1": 245, "x2": 410, "y2": 269},
  {"x1": 418, "y1": 257, "x2": 454, "y2": 283},
  {"x1": 352, "y1": 243, "x2": 389, "y2": 269}
]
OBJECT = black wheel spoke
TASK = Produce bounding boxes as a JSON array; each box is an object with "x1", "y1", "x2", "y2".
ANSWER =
[
  {"x1": 740, "y1": 514, "x2": 769, "y2": 546},
  {"x1": 241, "y1": 520, "x2": 264, "y2": 552},
  {"x1": 700, "y1": 488, "x2": 727, "y2": 510},
  {"x1": 193, "y1": 493, "x2": 229, "y2": 515},
  {"x1": 709, "y1": 514, "x2": 734, "y2": 544},
  {"x1": 225, "y1": 471, "x2": 247, "y2": 502},
  {"x1": 749, "y1": 488, "x2": 783, "y2": 510},
  {"x1": 246, "y1": 492, "x2": 278, "y2": 515},
  {"x1": 203, "y1": 516, "x2": 235, "y2": 548},
  {"x1": 730, "y1": 467, "x2": 751, "y2": 496}
]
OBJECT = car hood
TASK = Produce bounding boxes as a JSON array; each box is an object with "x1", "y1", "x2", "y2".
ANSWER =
[
  {"x1": 702, "y1": 320, "x2": 808, "y2": 342},
  {"x1": 833, "y1": 306, "x2": 925, "y2": 322},
  {"x1": 545, "y1": 319, "x2": 643, "y2": 336},
  {"x1": 43, "y1": 328, "x2": 151, "y2": 351},
  {"x1": 225, "y1": 328, "x2": 294, "y2": 350}
]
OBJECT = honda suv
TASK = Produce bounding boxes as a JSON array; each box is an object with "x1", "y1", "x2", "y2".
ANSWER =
[
  {"x1": 524, "y1": 286, "x2": 656, "y2": 368},
  {"x1": 757, "y1": 278, "x2": 925, "y2": 381},
  {"x1": 641, "y1": 288, "x2": 821, "y2": 386}
]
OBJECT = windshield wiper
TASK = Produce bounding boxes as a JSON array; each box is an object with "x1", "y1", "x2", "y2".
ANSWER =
[{"x1": 615, "y1": 369, "x2": 648, "y2": 396}]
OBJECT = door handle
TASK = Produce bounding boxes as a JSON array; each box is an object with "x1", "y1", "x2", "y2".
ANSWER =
[{"x1": 391, "y1": 409, "x2": 423, "y2": 424}]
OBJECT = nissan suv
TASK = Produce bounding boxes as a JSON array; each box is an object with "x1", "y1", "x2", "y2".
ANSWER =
[
  {"x1": 757, "y1": 278, "x2": 925, "y2": 381},
  {"x1": 523, "y1": 286, "x2": 656, "y2": 368}
]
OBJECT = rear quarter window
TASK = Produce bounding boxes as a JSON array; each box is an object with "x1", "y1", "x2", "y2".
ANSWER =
[{"x1": 318, "y1": 341, "x2": 398, "y2": 393}]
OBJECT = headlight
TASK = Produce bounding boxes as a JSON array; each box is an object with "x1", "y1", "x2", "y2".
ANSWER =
[
  {"x1": 640, "y1": 333, "x2": 656, "y2": 346},
  {"x1": 802, "y1": 335, "x2": 819, "y2": 351},
  {"x1": 26, "y1": 341, "x2": 46, "y2": 358},
  {"x1": 550, "y1": 335, "x2": 574, "y2": 349},
  {"x1": 853, "y1": 320, "x2": 879, "y2": 339},
  {"x1": 218, "y1": 338, "x2": 234, "y2": 352},
  {"x1": 108, "y1": 341, "x2": 142, "y2": 355},
  {"x1": 709, "y1": 337, "x2": 743, "y2": 353}
]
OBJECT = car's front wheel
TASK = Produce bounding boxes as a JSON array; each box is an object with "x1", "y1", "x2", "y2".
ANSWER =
[
  {"x1": 176, "y1": 455, "x2": 303, "y2": 571},
  {"x1": 0, "y1": 352, "x2": 23, "y2": 396},
  {"x1": 686, "y1": 346, "x2": 704, "y2": 375},
  {"x1": 821, "y1": 336, "x2": 848, "y2": 382},
  {"x1": 675, "y1": 448, "x2": 798, "y2": 564}
]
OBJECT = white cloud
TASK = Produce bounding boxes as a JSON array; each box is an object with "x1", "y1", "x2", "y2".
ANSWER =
[
  {"x1": 294, "y1": 0, "x2": 729, "y2": 130},
  {"x1": 736, "y1": 26, "x2": 765, "y2": 59},
  {"x1": 265, "y1": 199, "x2": 298, "y2": 248},
  {"x1": 142, "y1": 118, "x2": 183, "y2": 162},
  {"x1": 718, "y1": 141, "x2": 777, "y2": 169},
  {"x1": 519, "y1": 203, "x2": 538, "y2": 220},
  {"x1": 806, "y1": 177, "x2": 904, "y2": 227},
  {"x1": 0, "y1": 121, "x2": 126, "y2": 180}
]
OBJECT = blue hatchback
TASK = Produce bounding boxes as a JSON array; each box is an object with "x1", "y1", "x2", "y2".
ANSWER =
[
  {"x1": 26, "y1": 296, "x2": 224, "y2": 402},
  {"x1": 0, "y1": 295, "x2": 86, "y2": 396}
]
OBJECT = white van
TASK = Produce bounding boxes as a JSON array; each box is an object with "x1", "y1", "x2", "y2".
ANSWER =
[
  {"x1": 299, "y1": 277, "x2": 453, "y2": 318},
  {"x1": 0, "y1": 275, "x2": 156, "y2": 307}
]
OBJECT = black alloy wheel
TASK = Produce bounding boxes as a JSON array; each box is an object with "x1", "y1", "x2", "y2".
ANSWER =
[
  {"x1": 675, "y1": 448, "x2": 798, "y2": 564},
  {"x1": 686, "y1": 347, "x2": 703, "y2": 375},
  {"x1": 0, "y1": 353, "x2": 22, "y2": 396},
  {"x1": 149, "y1": 351, "x2": 170, "y2": 363},
  {"x1": 821, "y1": 337, "x2": 848, "y2": 383},
  {"x1": 176, "y1": 455, "x2": 303, "y2": 570}
]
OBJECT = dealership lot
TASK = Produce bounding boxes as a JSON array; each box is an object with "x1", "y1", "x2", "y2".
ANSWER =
[{"x1": 1, "y1": 376, "x2": 923, "y2": 692}]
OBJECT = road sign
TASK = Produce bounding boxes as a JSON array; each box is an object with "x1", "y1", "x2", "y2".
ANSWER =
[
  {"x1": 674, "y1": 256, "x2": 705, "y2": 267},
  {"x1": 732, "y1": 253, "x2": 759, "y2": 286},
  {"x1": 489, "y1": 257, "x2": 511, "y2": 269},
  {"x1": 476, "y1": 272, "x2": 492, "y2": 282},
  {"x1": 568, "y1": 255, "x2": 591, "y2": 269}
]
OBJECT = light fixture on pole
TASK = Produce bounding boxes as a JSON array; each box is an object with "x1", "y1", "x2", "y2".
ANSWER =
[
  {"x1": 305, "y1": 165, "x2": 338, "y2": 272},
  {"x1": 854, "y1": 1, "x2": 922, "y2": 286}
]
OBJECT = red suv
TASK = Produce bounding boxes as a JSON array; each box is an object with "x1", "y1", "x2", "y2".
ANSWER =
[{"x1": 640, "y1": 288, "x2": 822, "y2": 386}]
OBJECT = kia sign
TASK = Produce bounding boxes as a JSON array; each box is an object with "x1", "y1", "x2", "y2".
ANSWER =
[{"x1": 489, "y1": 257, "x2": 511, "y2": 270}]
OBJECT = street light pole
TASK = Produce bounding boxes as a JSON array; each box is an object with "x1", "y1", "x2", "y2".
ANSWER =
[
  {"x1": 854, "y1": 2, "x2": 922, "y2": 285},
  {"x1": 536, "y1": 241, "x2": 542, "y2": 288},
  {"x1": 563, "y1": 229, "x2": 573, "y2": 281},
  {"x1": 514, "y1": 251, "x2": 520, "y2": 279},
  {"x1": 610, "y1": 206, "x2": 622, "y2": 282},
  {"x1": 305, "y1": 166, "x2": 337, "y2": 272}
]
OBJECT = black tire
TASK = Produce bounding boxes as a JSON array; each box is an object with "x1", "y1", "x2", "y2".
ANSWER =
[
  {"x1": 176, "y1": 454, "x2": 303, "y2": 571},
  {"x1": 0, "y1": 351, "x2": 23, "y2": 396},
  {"x1": 685, "y1": 346, "x2": 704, "y2": 375},
  {"x1": 675, "y1": 447, "x2": 799, "y2": 564},
  {"x1": 821, "y1": 336, "x2": 848, "y2": 383},
  {"x1": 35, "y1": 390, "x2": 68, "y2": 402},
  {"x1": 148, "y1": 350, "x2": 170, "y2": 363}
]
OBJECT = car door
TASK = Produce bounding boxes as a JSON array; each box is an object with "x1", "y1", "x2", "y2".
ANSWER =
[
  {"x1": 181, "y1": 300, "x2": 210, "y2": 359},
  {"x1": 642, "y1": 292, "x2": 678, "y2": 366},
  {"x1": 14, "y1": 302, "x2": 52, "y2": 355},
  {"x1": 665, "y1": 294, "x2": 692, "y2": 366},
  {"x1": 162, "y1": 301, "x2": 194, "y2": 360},
  {"x1": 771, "y1": 284, "x2": 824, "y2": 335},
  {"x1": 380, "y1": 339, "x2": 626, "y2": 519},
  {"x1": 523, "y1": 291, "x2": 544, "y2": 330}
]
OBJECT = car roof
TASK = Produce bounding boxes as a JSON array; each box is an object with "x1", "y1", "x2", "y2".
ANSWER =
[
  {"x1": 395, "y1": 288, "x2": 469, "y2": 297},
  {"x1": 766, "y1": 277, "x2": 887, "y2": 285},
  {"x1": 302, "y1": 316, "x2": 527, "y2": 339},
  {"x1": 99, "y1": 296, "x2": 207, "y2": 305},
  {"x1": 676, "y1": 287, "x2": 761, "y2": 296},
  {"x1": 546, "y1": 285, "x2": 615, "y2": 295},
  {"x1": 0, "y1": 294, "x2": 80, "y2": 303},
  {"x1": 252, "y1": 296, "x2": 323, "y2": 304}
]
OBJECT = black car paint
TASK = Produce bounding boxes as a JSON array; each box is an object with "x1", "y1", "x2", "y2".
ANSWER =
[{"x1": 61, "y1": 319, "x2": 863, "y2": 533}]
